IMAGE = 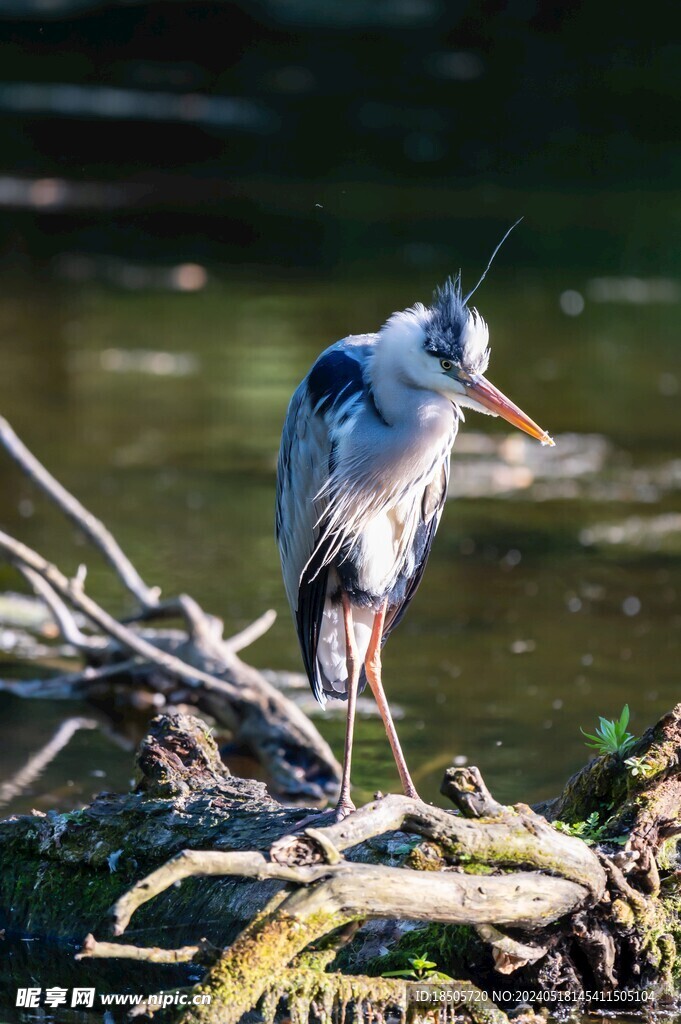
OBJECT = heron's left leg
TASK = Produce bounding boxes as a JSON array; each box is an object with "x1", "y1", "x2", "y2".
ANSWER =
[
  {"x1": 364, "y1": 602, "x2": 419, "y2": 799},
  {"x1": 334, "y1": 592, "x2": 360, "y2": 820}
]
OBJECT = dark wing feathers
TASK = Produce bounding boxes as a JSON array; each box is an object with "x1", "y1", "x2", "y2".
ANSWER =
[
  {"x1": 276, "y1": 381, "x2": 331, "y2": 701},
  {"x1": 277, "y1": 344, "x2": 369, "y2": 703},
  {"x1": 296, "y1": 556, "x2": 329, "y2": 704},
  {"x1": 296, "y1": 516, "x2": 343, "y2": 703}
]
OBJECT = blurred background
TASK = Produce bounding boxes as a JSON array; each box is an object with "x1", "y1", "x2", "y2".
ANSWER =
[{"x1": 0, "y1": 0, "x2": 679, "y2": 814}]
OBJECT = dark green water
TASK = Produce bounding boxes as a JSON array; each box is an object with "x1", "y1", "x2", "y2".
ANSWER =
[
  {"x1": 0, "y1": 4, "x2": 678, "y2": 1016},
  {"x1": 0, "y1": 259, "x2": 679, "y2": 815}
]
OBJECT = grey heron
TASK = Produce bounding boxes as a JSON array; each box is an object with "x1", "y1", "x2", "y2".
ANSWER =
[{"x1": 276, "y1": 274, "x2": 553, "y2": 820}]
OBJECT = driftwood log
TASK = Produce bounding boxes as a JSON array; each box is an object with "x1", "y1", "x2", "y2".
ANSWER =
[{"x1": 2, "y1": 708, "x2": 680, "y2": 1024}]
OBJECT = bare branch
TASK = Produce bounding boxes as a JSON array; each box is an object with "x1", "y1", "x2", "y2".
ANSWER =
[
  {"x1": 223, "y1": 609, "x2": 277, "y2": 653},
  {"x1": 0, "y1": 716, "x2": 98, "y2": 807},
  {"x1": 17, "y1": 565, "x2": 104, "y2": 652},
  {"x1": 111, "y1": 849, "x2": 331, "y2": 934},
  {"x1": 0, "y1": 529, "x2": 341, "y2": 799},
  {"x1": 0, "y1": 418, "x2": 341, "y2": 799},
  {"x1": 124, "y1": 600, "x2": 273, "y2": 658},
  {"x1": 474, "y1": 925, "x2": 548, "y2": 974},
  {"x1": 76, "y1": 933, "x2": 219, "y2": 965},
  {"x1": 111, "y1": 836, "x2": 592, "y2": 940},
  {"x1": 0, "y1": 659, "x2": 141, "y2": 700},
  {"x1": 0, "y1": 415, "x2": 160, "y2": 608},
  {"x1": 0, "y1": 414, "x2": 228, "y2": 646},
  {"x1": 0, "y1": 529, "x2": 242, "y2": 702}
]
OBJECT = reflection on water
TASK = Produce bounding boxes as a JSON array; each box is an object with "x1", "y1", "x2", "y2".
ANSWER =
[{"x1": 0, "y1": 268, "x2": 679, "y2": 819}]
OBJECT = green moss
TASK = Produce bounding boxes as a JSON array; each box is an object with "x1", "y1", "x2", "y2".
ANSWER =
[
  {"x1": 267, "y1": 970, "x2": 407, "y2": 1024},
  {"x1": 610, "y1": 899, "x2": 636, "y2": 929},
  {"x1": 258, "y1": 968, "x2": 507, "y2": 1024},
  {"x1": 657, "y1": 838, "x2": 680, "y2": 872},
  {"x1": 405, "y1": 842, "x2": 445, "y2": 872},
  {"x1": 625, "y1": 738, "x2": 678, "y2": 792},
  {"x1": 292, "y1": 949, "x2": 337, "y2": 972},
  {"x1": 179, "y1": 907, "x2": 358, "y2": 1024},
  {"x1": 0, "y1": 850, "x2": 131, "y2": 936}
]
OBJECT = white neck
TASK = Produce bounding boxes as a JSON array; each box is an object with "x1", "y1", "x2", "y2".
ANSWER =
[{"x1": 368, "y1": 307, "x2": 431, "y2": 425}]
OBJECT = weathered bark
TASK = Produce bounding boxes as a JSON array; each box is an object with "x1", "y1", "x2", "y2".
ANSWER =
[{"x1": 2, "y1": 708, "x2": 680, "y2": 1024}]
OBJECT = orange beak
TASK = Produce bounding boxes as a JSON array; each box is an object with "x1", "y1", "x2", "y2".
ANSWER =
[{"x1": 463, "y1": 375, "x2": 555, "y2": 446}]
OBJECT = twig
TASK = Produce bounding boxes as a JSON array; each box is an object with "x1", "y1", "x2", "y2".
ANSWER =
[
  {"x1": 165, "y1": 594, "x2": 224, "y2": 652},
  {"x1": 17, "y1": 565, "x2": 104, "y2": 651},
  {"x1": 111, "y1": 849, "x2": 332, "y2": 934},
  {"x1": 223, "y1": 609, "x2": 276, "y2": 653},
  {"x1": 0, "y1": 716, "x2": 98, "y2": 807},
  {"x1": 76, "y1": 933, "x2": 219, "y2": 964},
  {"x1": 0, "y1": 415, "x2": 160, "y2": 609},
  {"x1": 0, "y1": 529, "x2": 242, "y2": 702},
  {"x1": 0, "y1": 659, "x2": 141, "y2": 700},
  {"x1": 124, "y1": 601, "x2": 274, "y2": 657},
  {"x1": 474, "y1": 924, "x2": 547, "y2": 974},
  {"x1": 0, "y1": 415, "x2": 228, "y2": 647}
]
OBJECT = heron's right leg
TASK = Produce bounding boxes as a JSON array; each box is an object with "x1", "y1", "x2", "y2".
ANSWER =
[
  {"x1": 364, "y1": 602, "x2": 419, "y2": 799},
  {"x1": 335, "y1": 592, "x2": 360, "y2": 820}
]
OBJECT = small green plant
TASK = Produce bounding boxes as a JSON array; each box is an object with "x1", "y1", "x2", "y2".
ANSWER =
[
  {"x1": 554, "y1": 811, "x2": 627, "y2": 847},
  {"x1": 554, "y1": 811, "x2": 609, "y2": 845},
  {"x1": 581, "y1": 704, "x2": 637, "y2": 756},
  {"x1": 624, "y1": 754, "x2": 652, "y2": 779},
  {"x1": 382, "y1": 951, "x2": 453, "y2": 982}
]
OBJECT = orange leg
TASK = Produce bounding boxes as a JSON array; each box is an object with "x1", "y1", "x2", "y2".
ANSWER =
[
  {"x1": 334, "y1": 592, "x2": 360, "y2": 820},
  {"x1": 364, "y1": 602, "x2": 418, "y2": 799}
]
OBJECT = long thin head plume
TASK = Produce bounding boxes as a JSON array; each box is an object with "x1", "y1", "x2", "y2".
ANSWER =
[{"x1": 463, "y1": 217, "x2": 523, "y2": 305}]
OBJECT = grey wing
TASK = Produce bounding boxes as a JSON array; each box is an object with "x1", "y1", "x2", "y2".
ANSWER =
[
  {"x1": 276, "y1": 382, "x2": 332, "y2": 702},
  {"x1": 382, "y1": 456, "x2": 450, "y2": 643}
]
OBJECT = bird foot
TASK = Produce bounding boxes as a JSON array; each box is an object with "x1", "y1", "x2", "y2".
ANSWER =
[
  {"x1": 292, "y1": 797, "x2": 356, "y2": 831},
  {"x1": 333, "y1": 797, "x2": 357, "y2": 821}
]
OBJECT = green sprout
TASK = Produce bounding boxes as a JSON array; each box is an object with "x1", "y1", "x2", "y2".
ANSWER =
[
  {"x1": 554, "y1": 811, "x2": 627, "y2": 847},
  {"x1": 624, "y1": 754, "x2": 653, "y2": 779},
  {"x1": 382, "y1": 951, "x2": 453, "y2": 982},
  {"x1": 554, "y1": 811, "x2": 603, "y2": 842},
  {"x1": 581, "y1": 704, "x2": 637, "y2": 757}
]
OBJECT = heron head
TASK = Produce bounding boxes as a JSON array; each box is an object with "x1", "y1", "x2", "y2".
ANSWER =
[{"x1": 422, "y1": 275, "x2": 554, "y2": 446}]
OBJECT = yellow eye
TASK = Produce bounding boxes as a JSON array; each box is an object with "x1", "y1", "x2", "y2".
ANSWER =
[{"x1": 440, "y1": 359, "x2": 453, "y2": 372}]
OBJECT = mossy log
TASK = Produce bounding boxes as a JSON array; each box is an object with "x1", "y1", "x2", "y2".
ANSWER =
[{"x1": 2, "y1": 708, "x2": 681, "y2": 1024}]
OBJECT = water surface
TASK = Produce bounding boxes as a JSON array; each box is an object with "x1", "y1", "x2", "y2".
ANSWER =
[{"x1": 0, "y1": 267, "x2": 678, "y2": 815}]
